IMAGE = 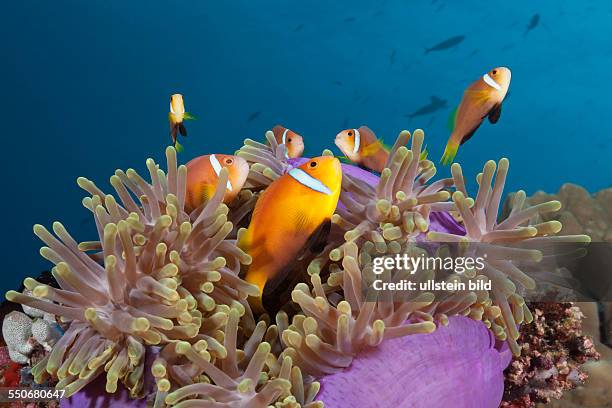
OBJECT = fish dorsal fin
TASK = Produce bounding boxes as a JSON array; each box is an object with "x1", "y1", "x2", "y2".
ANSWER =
[
  {"x1": 447, "y1": 107, "x2": 459, "y2": 132},
  {"x1": 361, "y1": 139, "x2": 384, "y2": 157},
  {"x1": 358, "y1": 126, "x2": 387, "y2": 157},
  {"x1": 488, "y1": 103, "x2": 502, "y2": 124}
]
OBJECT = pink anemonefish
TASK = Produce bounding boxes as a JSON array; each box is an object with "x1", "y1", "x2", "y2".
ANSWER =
[
  {"x1": 185, "y1": 154, "x2": 249, "y2": 212},
  {"x1": 271, "y1": 125, "x2": 305, "y2": 158},
  {"x1": 441, "y1": 67, "x2": 512, "y2": 165}
]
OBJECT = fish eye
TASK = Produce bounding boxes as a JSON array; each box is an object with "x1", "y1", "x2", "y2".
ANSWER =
[
  {"x1": 347, "y1": 131, "x2": 353, "y2": 137},
  {"x1": 492, "y1": 69, "x2": 497, "y2": 75},
  {"x1": 225, "y1": 158, "x2": 233, "y2": 165},
  {"x1": 288, "y1": 138, "x2": 292, "y2": 143},
  {"x1": 310, "y1": 161, "x2": 317, "y2": 168}
]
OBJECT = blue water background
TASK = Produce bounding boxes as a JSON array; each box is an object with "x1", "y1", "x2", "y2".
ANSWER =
[{"x1": 1, "y1": 0, "x2": 611, "y2": 293}]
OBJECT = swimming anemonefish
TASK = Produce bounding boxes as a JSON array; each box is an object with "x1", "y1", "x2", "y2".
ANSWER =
[
  {"x1": 185, "y1": 154, "x2": 249, "y2": 212},
  {"x1": 238, "y1": 156, "x2": 342, "y2": 312},
  {"x1": 441, "y1": 67, "x2": 512, "y2": 165},
  {"x1": 271, "y1": 125, "x2": 305, "y2": 158},
  {"x1": 169, "y1": 94, "x2": 195, "y2": 152},
  {"x1": 335, "y1": 126, "x2": 389, "y2": 173}
]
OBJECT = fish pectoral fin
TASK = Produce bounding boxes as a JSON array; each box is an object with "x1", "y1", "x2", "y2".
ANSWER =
[
  {"x1": 487, "y1": 103, "x2": 502, "y2": 124},
  {"x1": 184, "y1": 112, "x2": 197, "y2": 120},
  {"x1": 179, "y1": 123, "x2": 187, "y2": 137},
  {"x1": 298, "y1": 219, "x2": 332, "y2": 260},
  {"x1": 361, "y1": 140, "x2": 384, "y2": 157},
  {"x1": 460, "y1": 124, "x2": 481, "y2": 146}
]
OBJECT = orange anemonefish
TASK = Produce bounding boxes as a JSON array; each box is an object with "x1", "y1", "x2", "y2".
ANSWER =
[
  {"x1": 441, "y1": 67, "x2": 512, "y2": 165},
  {"x1": 169, "y1": 94, "x2": 195, "y2": 152},
  {"x1": 271, "y1": 125, "x2": 305, "y2": 158},
  {"x1": 185, "y1": 154, "x2": 249, "y2": 212},
  {"x1": 335, "y1": 126, "x2": 389, "y2": 173},
  {"x1": 238, "y1": 156, "x2": 342, "y2": 312}
]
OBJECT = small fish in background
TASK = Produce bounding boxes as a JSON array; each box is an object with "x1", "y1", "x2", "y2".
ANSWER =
[
  {"x1": 239, "y1": 156, "x2": 342, "y2": 312},
  {"x1": 344, "y1": 16, "x2": 356, "y2": 22},
  {"x1": 331, "y1": 80, "x2": 343, "y2": 86},
  {"x1": 468, "y1": 49, "x2": 479, "y2": 58},
  {"x1": 424, "y1": 35, "x2": 465, "y2": 54},
  {"x1": 271, "y1": 125, "x2": 305, "y2": 158},
  {"x1": 168, "y1": 94, "x2": 195, "y2": 152},
  {"x1": 335, "y1": 126, "x2": 389, "y2": 173},
  {"x1": 294, "y1": 24, "x2": 304, "y2": 32},
  {"x1": 406, "y1": 96, "x2": 448, "y2": 119},
  {"x1": 440, "y1": 67, "x2": 512, "y2": 165},
  {"x1": 247, "y1": 111, "x2": 261, "y2": 122},
  {"x1": 524, "y1": 14, "x2": 540, "y2": 36},
  {"x1": 185, "y1": 154, "x2": 249, "y2": 212},
  {"x1": 390, "y1": 49, "x2": 397, "y2": 65}
]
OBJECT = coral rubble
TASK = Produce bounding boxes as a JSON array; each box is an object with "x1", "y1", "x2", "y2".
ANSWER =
[{"x1": 501, "y1": 302, "x2": 599, "y2": 408}]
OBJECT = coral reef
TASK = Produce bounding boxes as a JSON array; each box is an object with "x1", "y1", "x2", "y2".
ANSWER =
[
  {"x1": 2, "y1": 128, "x2": 595, "y2": 407},
  {"x1": 501, "y1": 302, "x2": 599, "y2": 408}
]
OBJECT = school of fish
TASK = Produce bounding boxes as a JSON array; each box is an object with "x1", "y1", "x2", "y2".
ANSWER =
[{"x1": 171, "y1": 67, "x2": 511, "y2": 311}]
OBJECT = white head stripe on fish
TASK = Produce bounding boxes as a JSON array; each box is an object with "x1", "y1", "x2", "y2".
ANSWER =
[
  {"x1": 288, "y1": 168, "x2": 332, "y2": 195},
  {"x1": 209, "y1": 154, "x2": 233, "y2": 191},
  {"x1": 352, "y1": 128, "x2": 361, "y2": 154},
  {"x1": 482, "y1": 73, "x2": 502, "y2": 91},
  {"x1": 281, "y1": 129, "x2": 289, "y2": 145}
]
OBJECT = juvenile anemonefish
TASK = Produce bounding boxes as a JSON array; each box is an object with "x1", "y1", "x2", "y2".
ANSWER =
[
  {"x1": 440, "y1": 67, "x2": 512, "y2": 165},
  {"x1": 169, "y1": 94, "x2": 195, "y2": 152},
  {"x1": 271, "y1": 125, "x2": 305, "y2": 158},
  {"x1": 238, "y1": 156, "x2": 342, "y2": 312},
  {"x1": 335, "y1": 126, "x2": 389, "y2": 173},
  {"x1": 185, "y1": 154, "x2": 249, "y2": 212}
]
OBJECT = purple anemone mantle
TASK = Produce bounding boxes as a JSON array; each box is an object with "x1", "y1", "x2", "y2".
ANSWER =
[{"x1": 318, "y1": 316, "x2": 512, "y2": 408}]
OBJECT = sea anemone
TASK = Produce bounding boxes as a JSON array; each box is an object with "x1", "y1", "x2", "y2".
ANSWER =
[
  {"x1": 236, "y1": 131, "x2": 292, "y2": 189},
  {"x1": 158, "y1": 308, "x2": 321, "y2": 408},
  {"x1": 3, "y1": 126, "x2": 596, "y2": 408},
  {"x1": 5, "y1": 147, "x2": 257, "y2": 397},
  {"x1": 427, "y1": 159, "x2": 591, "y2": 354}
]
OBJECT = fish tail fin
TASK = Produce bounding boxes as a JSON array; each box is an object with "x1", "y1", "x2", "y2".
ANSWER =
[
  {"x1": 248, "y1": 295, "x2": 265, "y2": 314},
  {"x1": 420, "y1": 145, "x2": 429, "y2": 161},
  {"x1": 174, "y1": 141, "x2": 184, "y2": 153},
  {"x1": 440, "y1": 141, "x2": 459, "y2": 166}
]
